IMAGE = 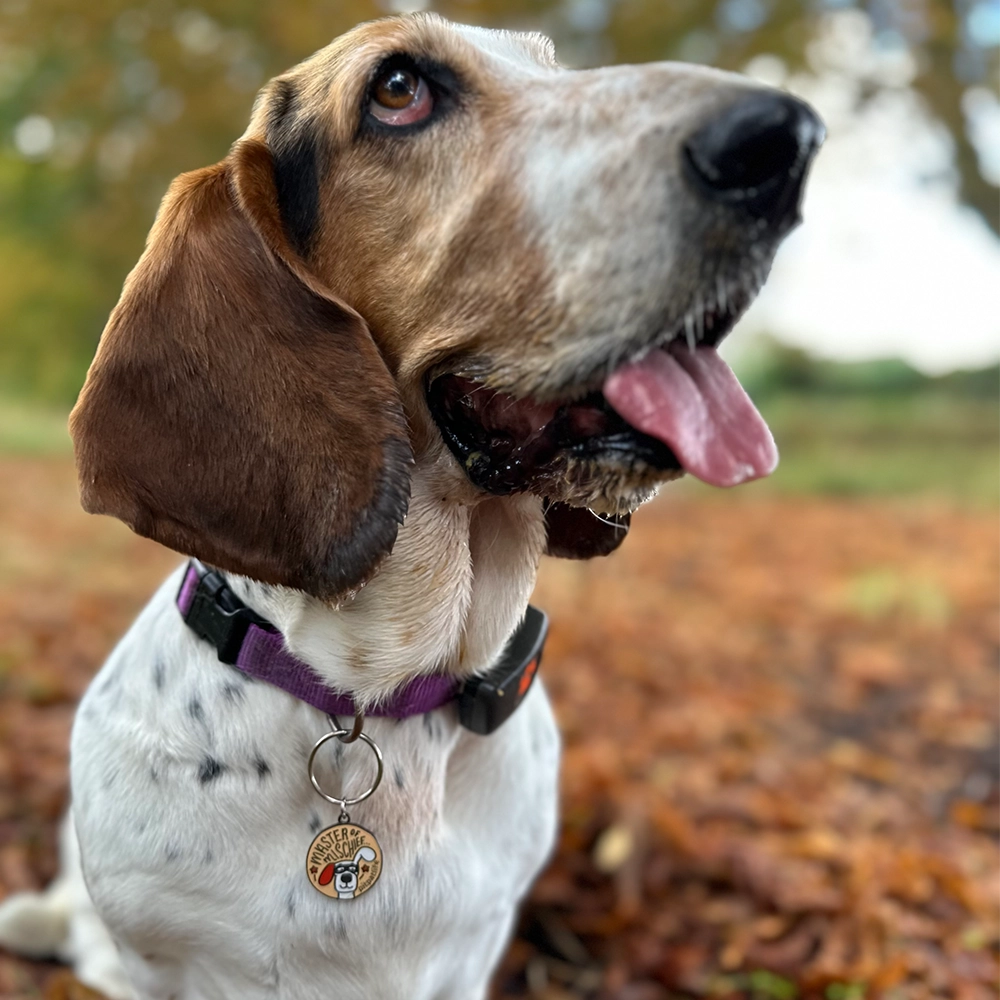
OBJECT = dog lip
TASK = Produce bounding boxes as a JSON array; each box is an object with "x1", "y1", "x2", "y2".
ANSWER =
[
  {"x1": 538, "y1": 273, "x2": 762, "y2": 403},
  {"x1": 649, "y1": 282, "x2": 750, "y2": 357},
  {"x1": 425, "y1": 372, "x2": 681, "y2": 496},
  {"x1": 423, "y1": 273, "x2": 763, "y2": 495},
  {"x1": 424, "y1": 268, "x2": 757, "y2": 403}
]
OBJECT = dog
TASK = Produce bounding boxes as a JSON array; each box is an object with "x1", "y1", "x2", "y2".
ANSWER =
[{"x1": 0, "y1": 12, "x2": 821, "y2": 999}]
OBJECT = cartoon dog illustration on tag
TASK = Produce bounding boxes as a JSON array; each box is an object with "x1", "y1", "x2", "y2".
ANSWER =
[
  {"x1": 307, "y1": 823, "x2": 382, "y2": 899},
  {"x1": 316, "y1": 846, "x2": 377, "y2": 899}
]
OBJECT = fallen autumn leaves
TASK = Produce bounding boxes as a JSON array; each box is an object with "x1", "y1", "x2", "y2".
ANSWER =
[{"x1": 0, "y1": 457, "x2": 996, "y2": 999}]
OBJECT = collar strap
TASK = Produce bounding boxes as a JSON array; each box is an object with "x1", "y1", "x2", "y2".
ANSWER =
[{"x1": 176, "y1": 560, "x2": 547, "y2": 735}]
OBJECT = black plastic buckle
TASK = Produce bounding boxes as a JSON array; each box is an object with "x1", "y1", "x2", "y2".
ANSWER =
[
  {"x1": 458, "y1": 606, "x2": 548, "y2": 736},
  {"x1": 179, "y1": 565, "x2": 272, "y2": 665}
]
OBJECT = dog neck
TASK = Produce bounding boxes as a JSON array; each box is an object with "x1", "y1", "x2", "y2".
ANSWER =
[{"x1": 227, "y1": 458, "x2": 548, "y2": 706}]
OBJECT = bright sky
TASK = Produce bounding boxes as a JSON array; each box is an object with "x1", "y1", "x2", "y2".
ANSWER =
[{"x1": 728, "y1": 11, "x2": 1000, "y2": 375}]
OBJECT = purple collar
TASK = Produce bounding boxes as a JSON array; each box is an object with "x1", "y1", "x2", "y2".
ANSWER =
[
  {"x1": 177, "y1": 561, "x2": 459, "y2": 718},
  {"x1": 176, "y1": 560, "x2": 548, "y2": 733}
]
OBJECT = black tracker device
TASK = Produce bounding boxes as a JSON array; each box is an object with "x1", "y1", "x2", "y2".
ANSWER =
[{"x1": 458, "y1": 605, "x2": 549, "y2": 736}]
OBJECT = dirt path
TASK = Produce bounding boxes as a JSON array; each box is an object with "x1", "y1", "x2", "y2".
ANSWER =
[{"x1": 0, "y1": 457, "x2": 996, "y2": 999}]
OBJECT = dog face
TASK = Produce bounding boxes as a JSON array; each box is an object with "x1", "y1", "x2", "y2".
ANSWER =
[
  {"x1": 69, "y1": 14, "x2": 822, "y2": 599},
  {"x1": 331, "y1": 845, "x2": 377, "y2": 897},
  {"x1": 333, "y1": 860, "x2": 359, "y2": 894},
  {"x1": 260, "y1": 16, "x2": 820, "y2": 515}
]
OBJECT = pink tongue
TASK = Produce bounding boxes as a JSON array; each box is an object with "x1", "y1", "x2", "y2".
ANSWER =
[{"x1": 603, "y1": 345, "x2": 777, "y2": 487}]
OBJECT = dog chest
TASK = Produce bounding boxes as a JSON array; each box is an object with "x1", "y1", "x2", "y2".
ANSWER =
[{"x1": 70, "y1": 578, "x2": 560, "y2": 999}]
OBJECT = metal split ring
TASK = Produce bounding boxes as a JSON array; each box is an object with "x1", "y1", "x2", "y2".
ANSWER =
[
  {"x1": 329, "y1": 712, "x2": 364, "y2": 744},
  {"x1": 308, "y1": 728, "x2": 384, "y2": 810}
]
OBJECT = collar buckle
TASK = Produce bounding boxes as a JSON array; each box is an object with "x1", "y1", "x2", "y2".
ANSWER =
[{"x1": 179, "y1": 561, "x2": 272, "y2": 665}]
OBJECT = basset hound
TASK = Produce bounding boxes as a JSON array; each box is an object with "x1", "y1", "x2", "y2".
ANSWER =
[{"x1": 0, "y1": 13, "x2": 821, "y2": 999}]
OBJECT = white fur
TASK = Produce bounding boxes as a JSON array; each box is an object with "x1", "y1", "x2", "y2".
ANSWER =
[{"x1": 0, "y1": 469, "x2": 559, "y2": 1000}]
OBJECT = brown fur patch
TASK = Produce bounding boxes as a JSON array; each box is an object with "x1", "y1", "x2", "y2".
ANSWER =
[
  {"x1": 250, "y1": 15, "x2": 566, "y2": 418},
  {"x1": 70, "y1": 152, "x2": 412, "y2": 600}
]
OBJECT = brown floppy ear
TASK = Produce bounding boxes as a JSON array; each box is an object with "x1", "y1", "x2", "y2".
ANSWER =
[
  {"x1": 69, "y1": 137, "x2": 412, "y2": 601},
  {"x1": 543, "y1": 502, "x2": 630, "y2": 559}
]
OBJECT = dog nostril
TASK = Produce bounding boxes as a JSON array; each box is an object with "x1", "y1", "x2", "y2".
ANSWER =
[{"x1": 682, "y1": 92, "x2": 823, "y2": 222}]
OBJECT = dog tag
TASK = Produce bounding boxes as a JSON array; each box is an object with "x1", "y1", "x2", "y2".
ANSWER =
[
  {"x1": 306, "y1": 819, "x2": 382, "y2": 900},
  {"x1": 306, "y1": 727, "x2": 385, "y2": 899}
]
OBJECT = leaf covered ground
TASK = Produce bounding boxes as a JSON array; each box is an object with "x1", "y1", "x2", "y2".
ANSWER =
[{"x1": 0, "y1": 457, "x2": 996, "y2": 1000}]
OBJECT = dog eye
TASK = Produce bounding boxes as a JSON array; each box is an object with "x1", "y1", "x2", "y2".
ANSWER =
[{"x1": 370, "y1": 67, "x2": 433, "y2": 126}]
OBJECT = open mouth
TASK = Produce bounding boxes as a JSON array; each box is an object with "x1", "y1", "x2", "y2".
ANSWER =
[
  {"x1": 428, "y1": 373, "x2": 682, "y2": 496},
  {"x1": 428, "y1": 332, "x2": 778, "y2": 498}
]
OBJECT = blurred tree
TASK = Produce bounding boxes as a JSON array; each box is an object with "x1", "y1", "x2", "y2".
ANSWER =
[{"x1": 0, "y1": 0, "x2": 996, "y2": 401}]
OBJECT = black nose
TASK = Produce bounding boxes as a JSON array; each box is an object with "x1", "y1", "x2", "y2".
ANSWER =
[{"x1": 682, "y1": 92, "x2": 823, "y2": 225}]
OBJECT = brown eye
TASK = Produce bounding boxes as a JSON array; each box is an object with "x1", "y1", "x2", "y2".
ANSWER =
[
  {"x1": 370, "y1": 66, "x2": 433, "y2": 126},
  {"x1": 375, "y1": 69, "x2": 418, "y2": 110}
]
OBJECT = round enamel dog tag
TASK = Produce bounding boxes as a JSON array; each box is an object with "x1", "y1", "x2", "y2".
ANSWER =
[
  {"x1": 306, "y1": 723, "x2": 385, "y2": 899},
  {"x1": 306, "y1": 821, "x2": 382, "y2": 899}
]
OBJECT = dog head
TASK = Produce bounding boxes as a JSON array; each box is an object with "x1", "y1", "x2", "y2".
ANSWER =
[
  {"x1": 70, "y1": 14, "x2": 822, "y2": 599},
  {"x1": 333, "y1": 859, "x2": 359, "y2": 894},
  {"x1": 333, "y1": 845, "x2": 377, "y2": 896}
]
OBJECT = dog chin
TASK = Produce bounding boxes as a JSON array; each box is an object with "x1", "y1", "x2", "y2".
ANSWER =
[{"x1": 527, "y1": 452, "x2": 677, "y2": 516}]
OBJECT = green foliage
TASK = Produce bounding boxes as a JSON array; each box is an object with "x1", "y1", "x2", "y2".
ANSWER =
[
  {"x1": 747, "y1": 970, "x2": 798, "y2": 1000},
  {"x1": 825, "y1": 983, "x2": 866, "y2": 1000},
  {"x1": 711, "y1": 969, "x2": 800, "y2": 1000},
  {"x1": 742, "y1": 390, "x2": 998, "y2": 504},
  {"x1": 0, "y1": 0, "x2": 388, "y2": 402},
  {"x1": 845, "y1": 568, "x2": 951, "y2": 624},
  {"x1": 741, "y1": 338, "x2": 1000, "y2": 399},
  {"x1": 667, "y1": 343, "x2": 1000, "y2": 505},
  {"x1": 0, "y1": 394, "x2": 70, "y2": 453}
]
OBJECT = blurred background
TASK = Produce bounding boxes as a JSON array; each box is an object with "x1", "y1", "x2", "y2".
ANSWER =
[{"x1": 0, "y1": 1, "x2": 997, "y2": 999}]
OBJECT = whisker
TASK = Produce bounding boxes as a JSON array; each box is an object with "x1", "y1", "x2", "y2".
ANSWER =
[{"x1": 588, "y1": 509, "x2": 628, "y2": 534}]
